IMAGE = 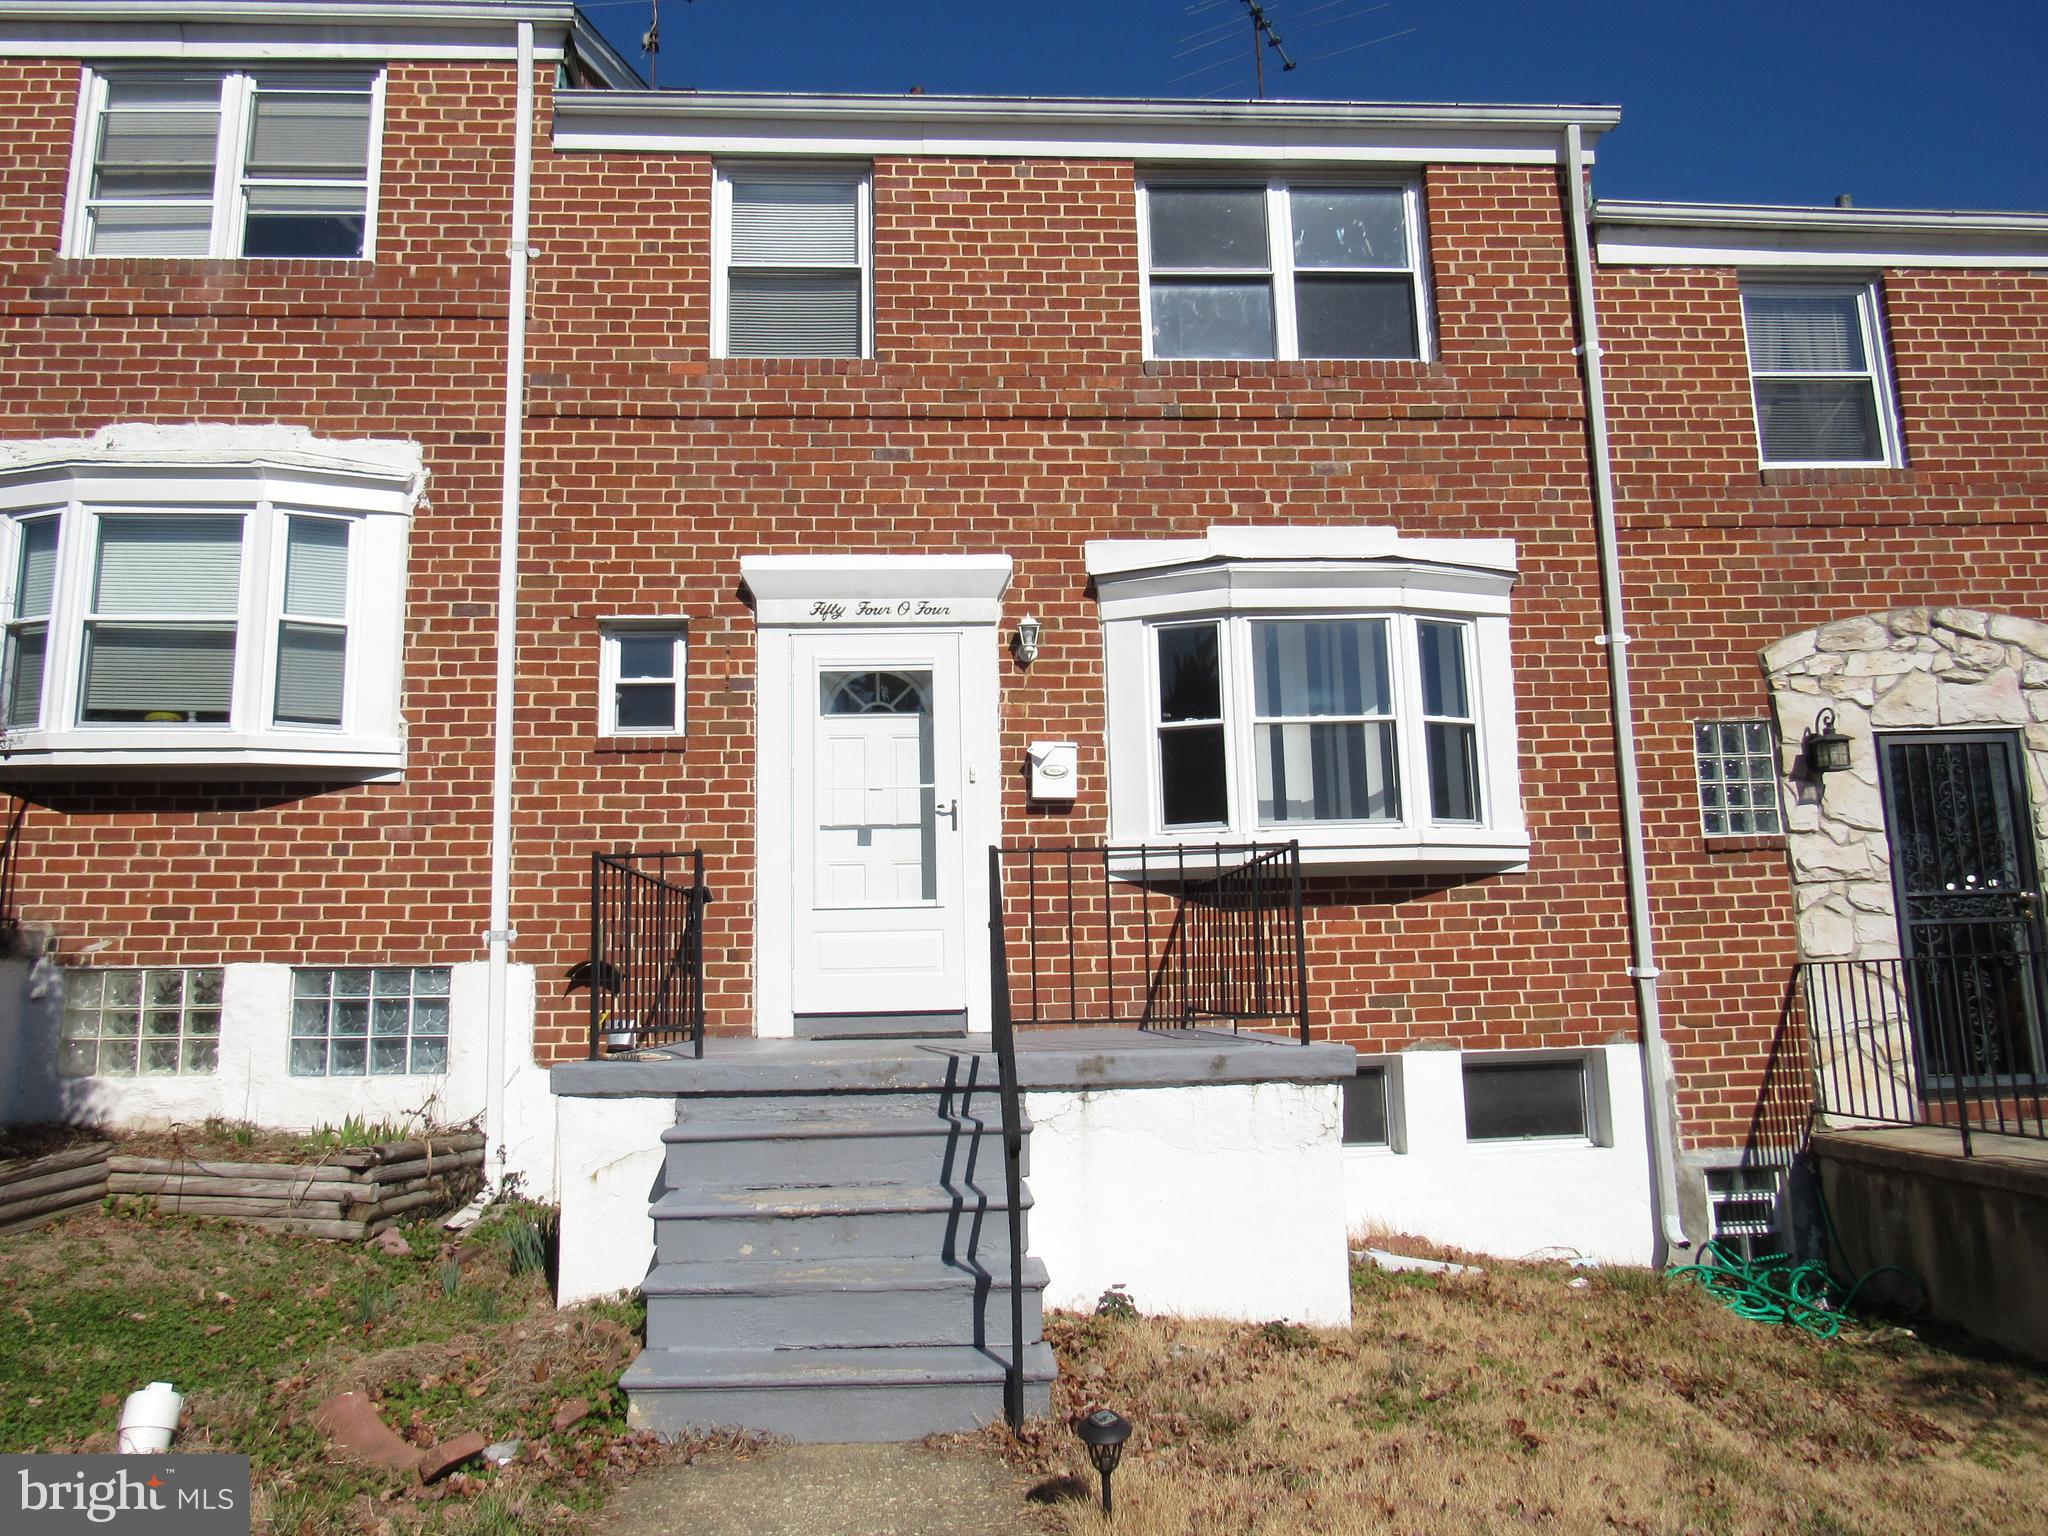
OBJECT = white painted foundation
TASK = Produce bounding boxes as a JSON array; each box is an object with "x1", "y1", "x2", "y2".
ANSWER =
[
  {"x1": 1343, "y1": 1044, "x2": 1655, "y2": 1264},
  {"x1": 1025, "y1": 1080, "x2": 1354, "y2": 1326},
  {"x1": 553, "y1": 1091, "x2": 676, "y2": 1305},
  {"x1": 0, "y1": 960, "x2": 546, "y2": 1152}
]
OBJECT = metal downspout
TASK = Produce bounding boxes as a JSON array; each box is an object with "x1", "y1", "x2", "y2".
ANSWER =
[
  {"x1": 1562, "y1": 122, "x2": 1691, "y2": 1258},
  {"x1": 483, "y1": 19, "x2": 535, "y2": 1187}
]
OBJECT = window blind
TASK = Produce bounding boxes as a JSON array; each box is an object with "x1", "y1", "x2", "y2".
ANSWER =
[
  {"x1": 1744, "y1": 291, "x2": 1866, "y2": 373},
  {"x1": 93, "y1": 516, "x2": 242, "y2": 614},
  {"x1": 246, "y1": 85, "x2": 373, "y2": 178},
  {"x1": 81, "y1": 625, "x2": 236, "y2": 719},
  {"x1": 283, "y1": 517, "x2": 348, "y2": 618},
  {"x1": 728, "y1": 178, "x2": 859, "y2": 266},
  {"x1": 15, "y1": 519, "x2": 58, "y2": 618},
  {"x1": 274, "y1": 624, "x2": 345, "y2": 725},
  {"x1": 726, "y1": 273, "x2": 861, "y2": 357},
  {"x1": 5, "y1": 632, "x2": 45, "y2": 729}
]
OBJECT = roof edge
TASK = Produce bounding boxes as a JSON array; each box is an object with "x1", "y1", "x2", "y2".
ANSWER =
[{"x1": 1594, "y1": 199, "x2": 2048, "y2": 236}]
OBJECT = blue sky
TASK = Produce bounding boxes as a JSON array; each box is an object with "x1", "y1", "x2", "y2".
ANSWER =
[{"x1": 576, "y1": 0, "x2": 2048, "y2": 212}]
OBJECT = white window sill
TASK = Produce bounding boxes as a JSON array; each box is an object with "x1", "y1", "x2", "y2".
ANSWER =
[
  {"x1": 1107, "y1": 830, "x2": 1531, "y2": 876},
  {"x1": 0, "y1": 732, "x2": 404, "y2": 781},
  {"x1": 1466, "y1": 1137, "x2": 1604, "y2": 1156}
]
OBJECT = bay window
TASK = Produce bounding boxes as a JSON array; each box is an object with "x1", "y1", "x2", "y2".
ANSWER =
[
  {"x1": 0, "y1": 428, "x2": 417, "y2": 776},
  {"x1": 1091, "y1": 526, "x2": 1526, "y2": 871}
]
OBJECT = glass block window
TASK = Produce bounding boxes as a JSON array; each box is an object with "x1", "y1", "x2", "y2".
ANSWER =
[
  {"x1": 290, "y1": 966, "x2": 449, "y2": 1076},
  {"x1": 59, "y1": 967, "x2": 222, "y2": 1077},
  {"x1": 1694, "y1": 720, "x2": 1783, "y2": 836}
]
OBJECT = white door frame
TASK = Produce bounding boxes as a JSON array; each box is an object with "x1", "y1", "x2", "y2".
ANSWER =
[{"x1": 743, "y1": 554, "x2": 1012, "y2": 1039}]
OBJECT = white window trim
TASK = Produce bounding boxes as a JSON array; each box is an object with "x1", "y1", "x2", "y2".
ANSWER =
[
  {"x1": 0, "y1": 426, "x2": 419, "y2": 778},
  {"x1": 597, "y1": 621, "x2": 687, "y2": 737},
  {"x1": 1738, "y1": 275, "x2": 1902, "y2": 470},
  {"x1": 709, "y1": 161, "x2": 873, "y2": 360},
  {"x1": 1088, "y1": 526, "x2": 1526, "y2": 872},
  {"x1": 1135, "y1": 174, "x2": 1434, "y2": 363},
  {"x1": 62, "y1": 65, "x2": 385, "y2": 262}
]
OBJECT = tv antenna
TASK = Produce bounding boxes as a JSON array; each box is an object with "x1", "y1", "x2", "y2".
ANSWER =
[
  {"x1": 1238, "y1": 1, "x2": 1295, "y2": 98},
  {"x1": 1173, "y1": 3, "x2": 1415, "y2": 100},
  {"x1": 640, "y1": 0, "x2": 694, "y2": 90}
]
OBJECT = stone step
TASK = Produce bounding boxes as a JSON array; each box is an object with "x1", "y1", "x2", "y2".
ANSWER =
[
  {"x1": 651, "y1": 1181, "x2": 1031, "y2": 1265},
  {"x1": 622, "y1": 1342, "x2": 1057, "y2": 1443},
  {"x1": 641, "y1": 1255, "x2": 1048, "y2": 1349},
  {"x1": 663, "y1": 1107, "x2": 1029, "y2": 1186}
]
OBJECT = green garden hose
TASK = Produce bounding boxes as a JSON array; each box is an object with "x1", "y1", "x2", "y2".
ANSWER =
[{"x1": 1667, "y1": 1182, "x2": 1929, "y2": 1340}]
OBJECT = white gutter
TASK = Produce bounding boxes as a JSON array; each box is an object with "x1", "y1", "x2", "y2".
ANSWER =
[
  {"x1": 483, "y1": 17, "x2": 534, "y2": 1186},
  {"x1": 1562, "y1": 123, "x2": 1691, "y2": 1259}
]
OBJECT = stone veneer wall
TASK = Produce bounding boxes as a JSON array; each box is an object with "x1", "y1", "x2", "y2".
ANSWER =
[
  {"x1": 1763, "y1": 607, "x2": 2048, "y2": 968},
  {"x1": 1763, "y1": 608, "x2": 2048, "y2": 1119}
]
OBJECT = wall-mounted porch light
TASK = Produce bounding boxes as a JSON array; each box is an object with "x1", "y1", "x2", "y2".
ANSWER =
[
  {"x1": 1803, "y1": 708, "x2": 1853, "y2": 778},
  {"x1": 1012, "y1": 614, "x2": 1042, "y2": 668},
  {"x1": 1076, "y1": 1407, "x2": 1131, "y2": 1516}
]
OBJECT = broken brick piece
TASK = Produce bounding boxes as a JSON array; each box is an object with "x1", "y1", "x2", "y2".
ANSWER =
[
  {"x1": 549, "y1": 1397, "x2": 590, "y2": 1434},
  {"x1": 312, "y1": 1392, "x2": 420, "y2": 1474},
  {"x1": 416, "y1": 1431, "x2": 489, "y2": 1485}
]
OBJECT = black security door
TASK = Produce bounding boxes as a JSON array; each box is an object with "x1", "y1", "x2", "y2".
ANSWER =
[{"x1": 1878, "y1": 733, "x2": 2048, "y2": 1084}]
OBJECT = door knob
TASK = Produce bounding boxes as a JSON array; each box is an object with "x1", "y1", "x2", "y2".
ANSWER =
[{"x1": 934, "y1": 799, "x2": 959, "y2": 828}]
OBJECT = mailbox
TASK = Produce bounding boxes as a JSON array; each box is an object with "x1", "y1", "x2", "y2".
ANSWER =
[{"x1": 1027, "y1": 740, "x2": 1079, "y2": 802}]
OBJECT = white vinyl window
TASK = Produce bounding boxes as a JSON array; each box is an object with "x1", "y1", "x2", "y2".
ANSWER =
[
  {"x1": 599, "y1": 625, "x2": 687, "y2": 735},
  {"x1": 0, "y1": 437, "x2": 416, "y2": 776},
  {"x1": 1140, "y1": 179, "x2": 1430, "y2": 361},
  {"x1": 713, "y1": 165, "x2": 871, "y2": 358},
  {"x1": 69, "y1": 68, "x2": 381, "y2": 259},
  {"x1": 1091, "y1": 528, "x2": 1526, "y2": 871},
  {"x1": 1740, "y1": 280, "x2": 1900, "y2": 467}
]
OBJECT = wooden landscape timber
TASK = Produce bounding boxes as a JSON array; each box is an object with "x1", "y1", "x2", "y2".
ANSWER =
[{"x1": 0, "y1": 1141, "x2": 111, "y2": 1233}]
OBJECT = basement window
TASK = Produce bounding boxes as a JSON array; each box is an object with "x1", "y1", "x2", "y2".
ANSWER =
[
  {"x1": 290, "y1": 967, "x2": 451, "y2": 1077},
  {"x1": 1463, "y1": 1058, "x2": 1589, "y2": 1141},
  {"x1": 59, "y1": 967, "x2": 222, "y2": 1077},
  {"x1": 1341, "y1": 1065, "x2": 1390, "y2": 1146}
]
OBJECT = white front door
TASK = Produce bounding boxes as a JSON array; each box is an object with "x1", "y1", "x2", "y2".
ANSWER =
[{"x1": 790, "y1": 632, "x2": 968, "y2": 1019}]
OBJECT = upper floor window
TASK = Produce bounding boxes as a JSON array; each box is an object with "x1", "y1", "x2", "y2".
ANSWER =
[
  {"x1": 712, "y1": 165, "x2": 870, "y2": 358},
  {"x1": 1740, "y1": 280, "x2": 1900, "y2": 468},
  {"x1": 1139, "y1": 179, "x2": 1430, "y2": 361},
  {"x1": 1088, "y1": 527, "x2": 1526, "y2": 872},
  {"x1": 0, "y1": 426, "x2": 418, "y2": 777},
  {"x1": 68, "y1": 68, "x2": 381, "y2": 260}
]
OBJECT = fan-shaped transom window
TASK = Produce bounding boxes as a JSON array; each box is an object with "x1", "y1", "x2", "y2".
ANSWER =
[{"x1": 820, "y1": 670, "x2": 927, "y2": 716}]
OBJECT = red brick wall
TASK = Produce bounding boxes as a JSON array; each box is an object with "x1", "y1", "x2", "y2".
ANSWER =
[
  {"x1": 515, "y1": 152, "x2": 1640, "y2": 1064},
  {"x1": 0, "y1": 59, "x2": 527, "y2": 968},
  {"x1": 1598, "y1": 260, "x2": 2048, "y2": 1149}
]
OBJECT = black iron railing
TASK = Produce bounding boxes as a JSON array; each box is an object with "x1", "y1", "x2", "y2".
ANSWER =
[
  {"x1": 587, "y1": 850, "x2": 712, "y2": 1060},
  {"x1": 985, "y1": 847, "x2": 1027, "y2": 1429},
  {"x1": 995, "y1": 842, "x2": 1311, "y2": 1043},
  {"x1": 1800, "y1": 951, "x2": 2048, "y2": 1155}
]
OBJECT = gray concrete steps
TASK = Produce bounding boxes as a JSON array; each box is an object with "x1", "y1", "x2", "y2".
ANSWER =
[
  {"x1": 651, "y1": 1180, "x2": 1031, "y2": 1265},
  {"x1": 622, "y1": 1342, "x2": 1056, "y2": 1443},
  {"x1": 664, "y1": 1108, "x2": 1028, "y2": 1185},
  {"x1": 641, "y1": 1255, "x2": 1048, "y2": 1348}
]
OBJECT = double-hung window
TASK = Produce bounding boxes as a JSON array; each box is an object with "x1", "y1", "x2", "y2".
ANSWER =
[
  {"x1": 1740, "y1": 280, "x2": 1900, "y2": 467},
  {"x1": 0, "y1": 429, "x2": 417, "y2": 775},
  {"x1": 71, "y1": 68, "x2": 380, "y2": 259},
  {"x1": 1141, "y1": 179, "x2": 1429, "y2": 361},
  {"x1": 1093, "y1": 527, "x2": 1526, "y2": 871},
  {"x1": 599, "y1": 625, "x2": 687, "y2": 736},
  {"x1": 713, "y1": 165, "x2": 870, "y2": 358}
]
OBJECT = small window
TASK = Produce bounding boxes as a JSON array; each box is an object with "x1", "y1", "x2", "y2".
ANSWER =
[
  {"x1": 74, "y1": 69, "x2": 378, "y2": 260},
  {"x1": 1463, "y1": 1058, "x2": 1588, "y2": 1141},
  {"x1": 1741, "y1": 280, "x2": 1898, "y2": 467},
  {"x1": 1694, "y1": 720, "x2": 1782, "y2": 836},
  {"x1": 715, "y1": 166, "x2": 869, "y2": 358},
  {"x1": 59, "y1": 967, "x2": 222, "y2": 1077},
  {"x1": 1341, "y1": 1065, "x2": 1390, "y2": 1146},
  {"x1": 290, "y1": 966, "x2": 450, "y2": 1076},
  {"x1": 1142, "y1": 179, "x2": 1428, "y2": 361},
  {"x1": 4, "y1": 515, "x2": 58, "y2": 729},
  {"x1": 600, "y1": 626, "x2": 686, "y2": 735},
  {"x1": 1156, "y1": 623, "x2": 1230, "y2": 828}
]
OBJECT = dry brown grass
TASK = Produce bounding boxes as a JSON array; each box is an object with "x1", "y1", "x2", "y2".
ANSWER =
[{"x1": 970, "y1": 1256, "x2": 2048, "y2": 1536}]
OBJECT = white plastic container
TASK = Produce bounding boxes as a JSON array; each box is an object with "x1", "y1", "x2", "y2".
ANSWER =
[{"x1": 117, "y1": 1381, "x2": 182, "y2": 1454}]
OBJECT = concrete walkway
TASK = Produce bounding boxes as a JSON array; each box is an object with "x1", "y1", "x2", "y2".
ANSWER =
[{"x1": 601, "y1": 1442, "x2": 1046, "y2": 1536}]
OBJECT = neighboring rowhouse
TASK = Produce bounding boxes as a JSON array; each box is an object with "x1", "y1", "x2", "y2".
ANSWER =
[{"x1": 0, "y1": 0, "x2": 2042, "y2": 1322}]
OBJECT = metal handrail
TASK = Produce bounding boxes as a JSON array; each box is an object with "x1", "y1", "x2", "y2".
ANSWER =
[
  {"x1": 588, "y1": 849, "x2": 712, "y2": 1059},
  {"x1": 1800, "y1": 951, "x2": 2048, "y2": 1154},
  {"x1": 986, "y1": 846, "x2": 1027, "y2": 1428},
  {"x1": 997, "y1": 841, "x2": 1311, "y2": 1044}
]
